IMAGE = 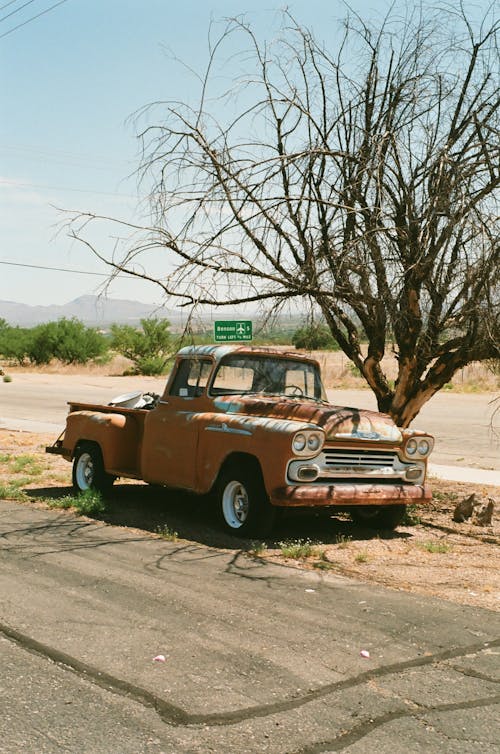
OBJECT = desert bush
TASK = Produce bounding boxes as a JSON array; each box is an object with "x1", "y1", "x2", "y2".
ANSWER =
[
  {"x1": 53, "y1": 318, "x2": 107, "y2": 364},
  {"x1": 0, "y1": 324, "x2": 32, "y2": 364},
  {"x1": 21, "y1": 318, "x2": 107, "y2": 365},
  {"x1": 111, "y1": 318, "x2": 172, "y2": 375},
  {"x1": 292, "y1": 323, "x2": 338, "y2": 351}
]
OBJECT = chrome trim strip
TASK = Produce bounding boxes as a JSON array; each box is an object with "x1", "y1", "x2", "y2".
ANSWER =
[{"x1": 205, "y1": 424, "x2": 253, "y2": 436}]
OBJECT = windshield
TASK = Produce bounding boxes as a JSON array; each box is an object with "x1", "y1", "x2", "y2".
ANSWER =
[{"x1": 210, "y1": 354, "x2": 326, "y2": 400}]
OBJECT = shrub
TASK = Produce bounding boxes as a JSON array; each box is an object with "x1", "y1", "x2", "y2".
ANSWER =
[
  {"x1": 292, "y1": 323, "x2": 337, "y2": 351},
  {"x1": 53, "y1": 318, "x2": 107, "y2": 364},
  {"x1": 135, "y1": 355, "x2": 168, "y2": 376},
  {"x1": 26, "y1": 318, "x2": 107, "y2": 365},
  {"x1": 0, "y1": 324, "x2": 32, "y2": 364},
  {"x1": 111, "y1": 318, "x2": 172, "y2": 375}
]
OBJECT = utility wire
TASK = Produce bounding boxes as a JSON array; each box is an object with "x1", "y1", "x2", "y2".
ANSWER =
[
  {"x1": 0, "y1": 260, "x2": 239, "y2": 290},
  {"x1": 0, "y1": 143, "x2": 131, "y2": 167},
  {"x1": 0, "y1": 0, "x2": 23, "y2": 12},
  {"x1": 0, "y1": 260, "x2": 120, "y2": 278},
  {"x1": 0, "y1": 0, "x2": 68, "y2": 40},
  {"x1": 1, "y1": 179, "x2": 136, "y2": 199},
  {"x1": 0, "y1": 0, "x2": 38, "y2": 24}
]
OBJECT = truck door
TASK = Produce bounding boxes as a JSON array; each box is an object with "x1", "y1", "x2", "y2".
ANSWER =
[{"x1": 141, "y1": 358, "x2": 212, "y2": 490}]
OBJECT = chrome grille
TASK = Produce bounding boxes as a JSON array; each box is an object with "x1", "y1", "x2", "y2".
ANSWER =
[
  {"x1": 323, "y1": 448, "x2": 397, "y2": 469},
  {"x1": 287, "y1": 447, "x2": 424, "y2": 484}
]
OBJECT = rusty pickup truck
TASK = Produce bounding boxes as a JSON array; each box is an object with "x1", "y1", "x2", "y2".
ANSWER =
[{"x1": 47, "y1": 345, "x2": 433, "y2": 536}]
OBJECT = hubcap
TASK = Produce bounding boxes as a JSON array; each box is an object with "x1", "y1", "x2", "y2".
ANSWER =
[
  {"x1": 222, "y1": 481, "x2": 249, "y2": 529},
  {"x1": 76, "y1": 452, "x2": 94, "y2": 490}
]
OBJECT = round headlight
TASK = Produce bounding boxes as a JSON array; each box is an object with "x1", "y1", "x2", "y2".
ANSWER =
[
  {"x1": 307, "y1": 433, "x2": 321, "y2": 452},
  {"x1": 292, "y1": 433, "x2": 306, "y2": 452},
  {"x1": 406, "y1": 438, "x2": 418, "y2": 455},
  {"x1": 418, "y1": 439, "x2": 430, "y2": 456}
]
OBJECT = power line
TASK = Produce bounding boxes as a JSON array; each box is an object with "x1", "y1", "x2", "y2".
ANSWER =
[
  {"x1": 0, "y1": 0, "x2": 68, "y2": 40},
  {"x1": 1, "y1": 179, "x2": 137, "y2": 199},
  {"x1": 0, "y1": 143, "x2": 131, "y2": 167},
  {"x1": 0, "y1": 0, "x2": 38, "y2": 24},
  {"x1": 0, "y1": 260, "x2": 118, "y2": 278},
  {"x1": 0, "y1": 260, "x2": 244, "y2": 291},
  {"x1": 0, "y1": 0, "x2": 23, "y2": 12}
]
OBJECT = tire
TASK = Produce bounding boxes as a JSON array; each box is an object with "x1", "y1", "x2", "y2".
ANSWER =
[
  {"x1": 72, "y1": 443, "x2": 115, "y2": 495},
  {"x1": 350, "y1": 504, "x2": 407, "y2": 530},
  {"x1": 217, "y1": 463, "x2": 276, "y2": 538}
]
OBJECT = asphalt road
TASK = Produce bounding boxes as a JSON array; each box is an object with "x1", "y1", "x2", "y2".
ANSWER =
[
  {"x1": 0, "y1": 501, "x2": 499, "y2": 753},
  {"x1": 1, "y1": 373, "x2": 499, "y2": 469}
]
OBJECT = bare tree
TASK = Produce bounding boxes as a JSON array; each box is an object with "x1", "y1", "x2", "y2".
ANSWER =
[{"x1": 68, "y1": 5, "x2": 499, "y2": 426}]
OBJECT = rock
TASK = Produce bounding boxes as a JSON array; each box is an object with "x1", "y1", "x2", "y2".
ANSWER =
[
  {"x1": 473, "y1": 498, "x2": 495, "y2": 527},
  {"x1": 453, "y1": 494, "x2": 476, "y2": 523}
]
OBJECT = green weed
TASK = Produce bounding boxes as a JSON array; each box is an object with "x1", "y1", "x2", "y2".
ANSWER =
[
  {"x1": 156, "y1": 524, "x2": 179, "y2": 542},
  {"x1": 0, "y1": 453, "x2": 10, "y2": 463},
  {"x1": 2, "y1": 375, "x2": 12, "y2": 383},
  {"x1": 401, "y1": 505, "x2": 422, "y2": 526},
  {"x1": 46, "y1": 495, "x2": 74, "y2": 510},
  {"x1": 0, "y1": 483, "x2": 27, "y2": 500},
  {"x1": 419, "y1": 541, "x2": 451, "y2": 554},
  {"x1": 47, "y1": 490, "x2": 105, "y2": 516},
  {"x1": 279, "y1": 539, "x2": 321, "y2": 559},
  {"x1": 74, "y1": 490, "x2": 105, "y2": 516},
  {"x1": 354, "y1": 550, "x2": 369, "y2": 563},
  {"x1": 10, "y1": 455, "x2": 43, "y2": 476},
  {"x1": 249, "y1": 541, "x2": 267, "y2": 556},
  {"x1": 334, "y1": 534, "x2": 352, "y2": 548}
]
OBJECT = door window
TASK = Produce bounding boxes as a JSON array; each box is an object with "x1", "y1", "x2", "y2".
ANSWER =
[{"x1": 170, "y1": 359, "x2": 212, "y2": 397}]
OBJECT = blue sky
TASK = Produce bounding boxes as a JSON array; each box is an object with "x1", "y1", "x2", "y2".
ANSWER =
[{"x1": 0, "y1": 0, "x2": 493, "y2": 308}]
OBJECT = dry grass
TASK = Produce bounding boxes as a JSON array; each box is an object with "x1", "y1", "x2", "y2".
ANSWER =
[
  {"x1": 308, "y1": 350, "x2": 499, "y2": 392},
  {"x1": 3, "y1": 351, "x2": 499, "y2": 393}
]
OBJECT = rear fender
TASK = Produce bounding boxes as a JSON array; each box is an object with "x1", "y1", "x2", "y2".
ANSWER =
[{"x1": 63, "y1": 410, "x2": 140, "y2": 473}]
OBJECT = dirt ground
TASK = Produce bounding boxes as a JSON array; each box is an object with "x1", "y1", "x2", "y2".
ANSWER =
[{"x1": 1, "y1": 428, "x2": 498, "y2": 613}]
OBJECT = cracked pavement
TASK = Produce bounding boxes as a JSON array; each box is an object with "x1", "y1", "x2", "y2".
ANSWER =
[{"x1": 0, "y1": 501, "x2": 499, "y2": 753}]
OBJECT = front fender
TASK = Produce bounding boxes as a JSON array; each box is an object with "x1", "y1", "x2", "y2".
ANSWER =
[{"x1": 193, "y1": 411, "x2": 317, "y2": 494}]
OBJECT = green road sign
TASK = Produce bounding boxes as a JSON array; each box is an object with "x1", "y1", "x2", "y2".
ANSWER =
[{"x1": 214, "y1": 320, "x2": 253, "y2": 342}]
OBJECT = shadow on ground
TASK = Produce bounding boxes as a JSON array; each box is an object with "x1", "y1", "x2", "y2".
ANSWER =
[{"x1": 28, "y1": 482, "x2": 412, "y2": 551}]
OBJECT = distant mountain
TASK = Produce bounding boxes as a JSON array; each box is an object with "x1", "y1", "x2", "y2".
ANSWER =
[{"x1": 0, "y1": 295, "x2": 179, "y2": 327}]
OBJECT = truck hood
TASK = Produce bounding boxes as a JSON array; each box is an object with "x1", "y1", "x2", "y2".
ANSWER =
[{"x1": 215, "y1": 395, "x2": 402, "y2": 443}]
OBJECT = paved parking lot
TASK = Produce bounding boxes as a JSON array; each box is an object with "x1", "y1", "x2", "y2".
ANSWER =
[{"x1": 1, "y1": 501, "x2": 499, "y2": 753}]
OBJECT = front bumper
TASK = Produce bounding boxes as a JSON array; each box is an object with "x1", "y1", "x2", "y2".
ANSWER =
[{"x1": 270, "y1": 482, "x2": 432, "y2": 508}]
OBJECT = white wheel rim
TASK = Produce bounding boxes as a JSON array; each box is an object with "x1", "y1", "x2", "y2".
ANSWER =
[
  {"x1": 222, "y1": 481, "x2": 249, "y2": 529},
  {"x1": 75, "y1": 452, "x2": 94, "y2": 490}
]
